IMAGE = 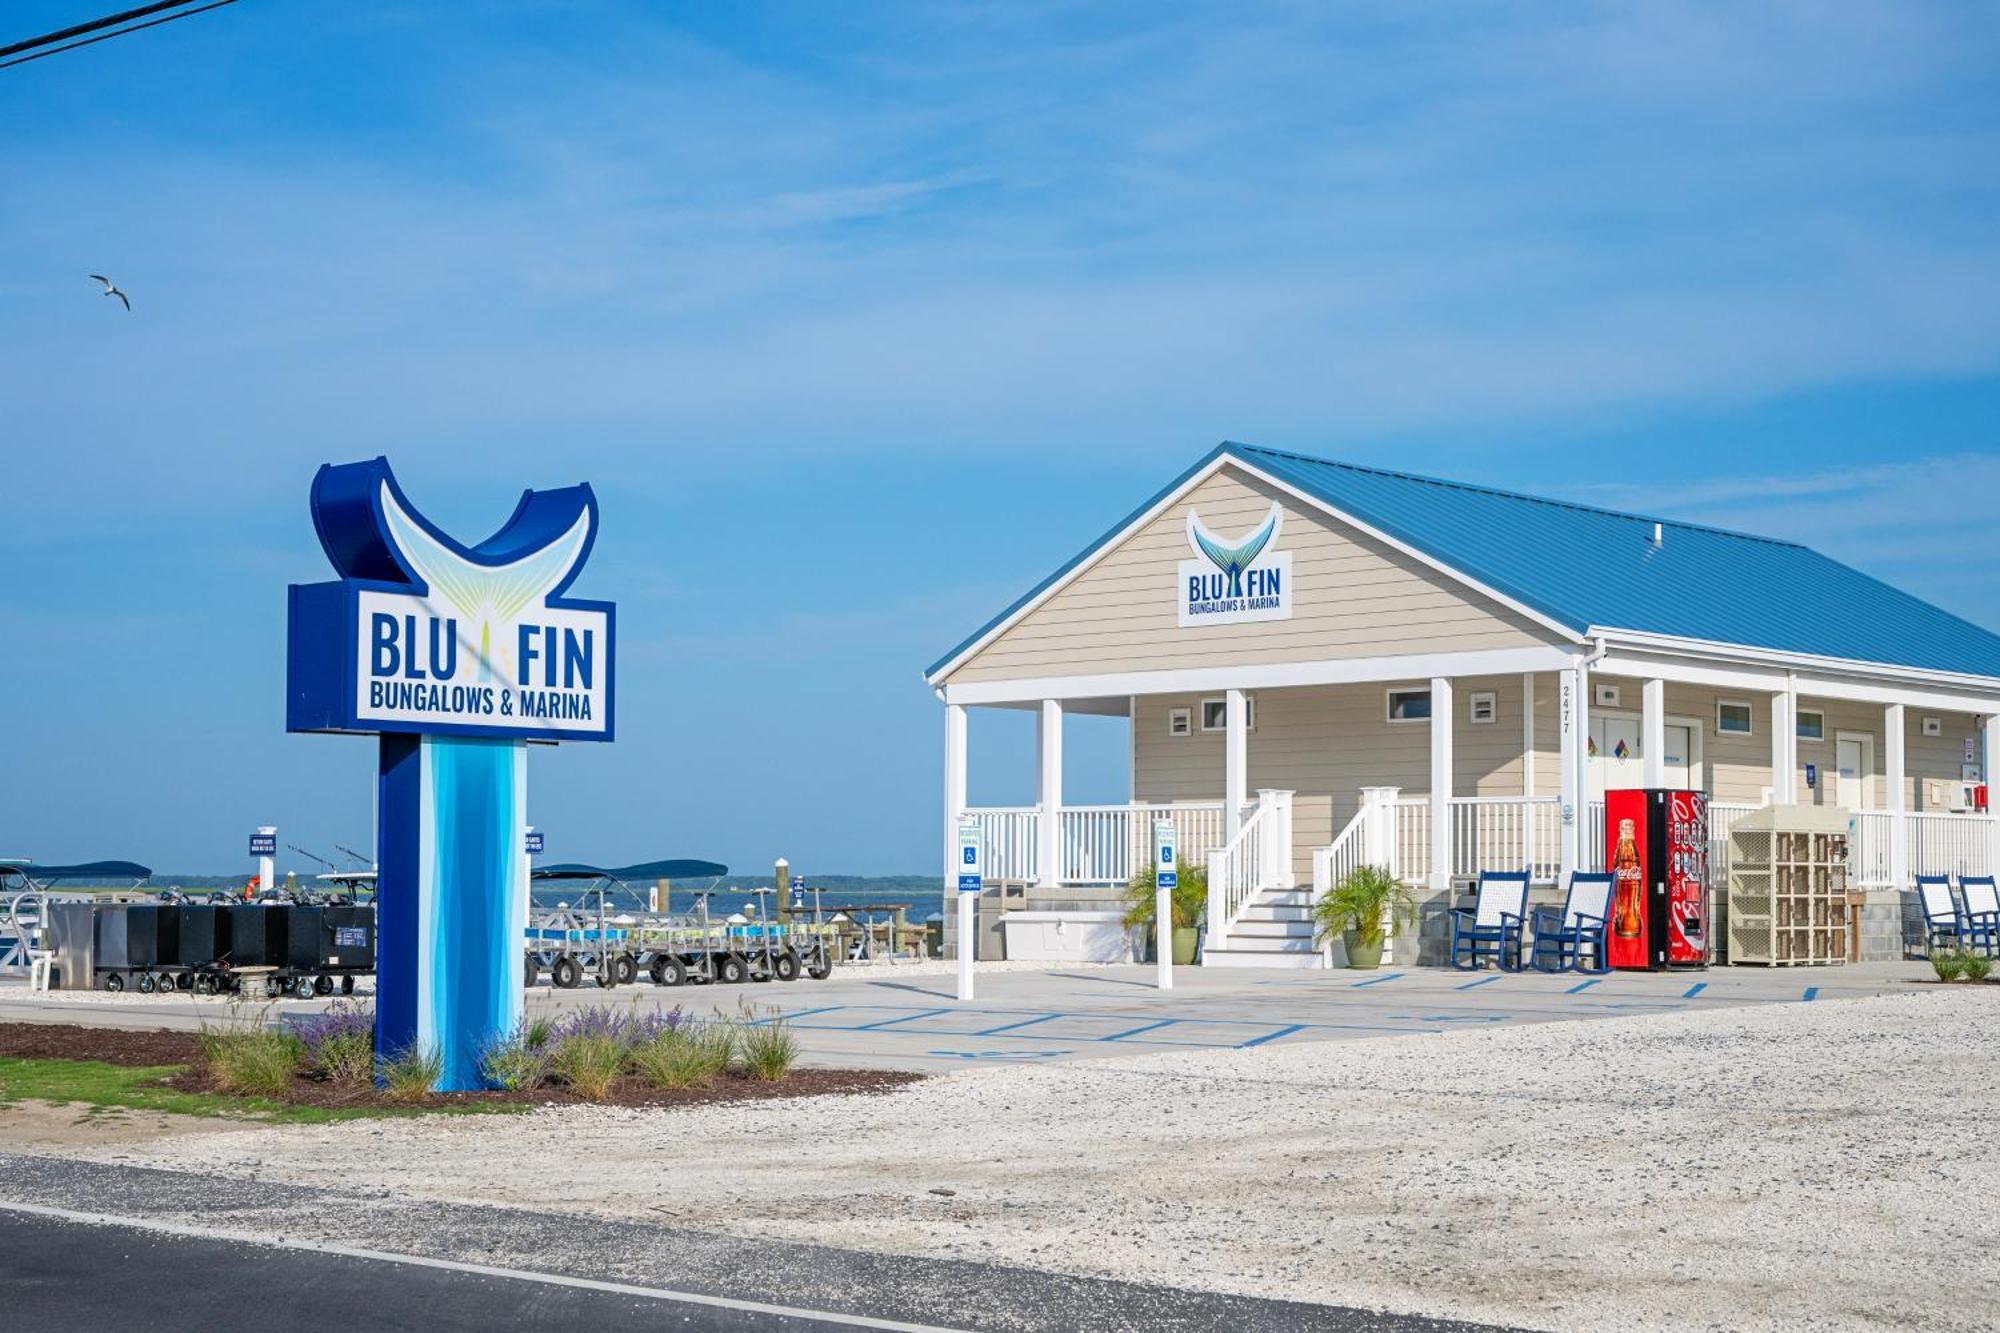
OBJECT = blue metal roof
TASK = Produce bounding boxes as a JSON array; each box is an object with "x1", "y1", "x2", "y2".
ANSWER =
[{"x1": 927, "y1": 441, "x2": 2000, "y2": 682}]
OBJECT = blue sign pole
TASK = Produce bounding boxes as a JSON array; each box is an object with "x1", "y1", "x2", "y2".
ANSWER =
[
  {"x1": 955, "y1": 819, "x2": 982, "y2": 1002},
  {"x1": 287, "y1": 457, "x2": 615, "y2": 1090}
]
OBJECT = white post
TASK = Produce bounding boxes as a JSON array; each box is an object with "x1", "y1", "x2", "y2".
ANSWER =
[
  {"x1": 1886, "y1": 702, "x2": 1908, "y2": 889},
  {"x1": 1224, "y1": 688, "x2": 1248, "y2": 843},
  {"x1": 1430, "y1": 677, "x2": 1454, "y2": 896},
  {"x1": 1983, "y1": 714, "x2": 1999, "y2": 876},
  {"x1": 1641, "y1": 678, "x2": 1666, "y2": 788},
  {"x1": 1522, "y1": 673, "x2": 1537, "y2": 798},
  {"x1": 523, "y1": 824, "x2": 536, "y2": 916},
  {"x1": 1036, "y1": 699, "x2": 1063, "y2": 888},
  {"x1": 1559, "y1": 661, "x2": 1589, "y2": 877},
  {"x1": 1360, "y1": 786, "x2": 1399, "y2": 871},
  {"x1": 1153, "y1": 819, "x2": 1176, "y2": 990},
  {"x1": 943, "y1": 702, "x2": 969, "y2": 975},
  {"x1": 1770, "y1": 681, "x2": 1798, "y2": 804},
  {"x1": 1258, "y1": 789, "x2": 1295, "y2": 889},
  {"x1": 255, "y1": 825, "x2": 276, "y2": 897},
  {"x1": 957, "y1": 890, "x2": 975, "y2": 1001}
]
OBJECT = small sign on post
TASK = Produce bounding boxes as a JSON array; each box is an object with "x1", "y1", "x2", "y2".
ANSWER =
[
  {"x1": 1154, "y1": 819, "x2": 1177, "y2": 989},
  {"x1": 955, "y1": 819, "x2": 982, "y2": 1001},
  {"x1": 524, "y1": 829, "x2": 544, "y2": 855},
  {"x1": 248, "y1": 831, "x2": 277, "y2": 857}
]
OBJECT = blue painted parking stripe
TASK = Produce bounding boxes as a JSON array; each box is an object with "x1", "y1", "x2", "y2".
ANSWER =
[
  {"x1": 1802, "y1": 986, "x2": 1819, "y2": 1002},
  {"x1": 1102, "y1": 1018, "x2": 1180, "y2": 1042},
  {"x1": 1351, "y1": 972, "x2": 1405, "y2": 988},
  {"x1": 1237, "y1": 1023, "x2": 1305, "y2": 1048},
  {"x1": 851, "y1": 1008, "x2": 954, "y2": 1031},
  {"x1": 1455, "y1": 975, "x2": 1502, "y2": 990},
  {"x1": 974, "y1": 1013, "x2": 1062, "y2": 1037},
  {"x1": 1682, "y1": 982, "x2": 1707, "y2": 998},
  {"x1": 753, "y1": 1005, "x2": 845, "y2": 1025},
  {"x1": 1565, "y1": 978, "x2": 1601, "y2": 995}
]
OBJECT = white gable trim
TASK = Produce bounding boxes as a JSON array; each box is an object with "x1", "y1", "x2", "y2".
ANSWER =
[{"x1": 924, "y1": 451, "x2": 1584, "y2": 685}]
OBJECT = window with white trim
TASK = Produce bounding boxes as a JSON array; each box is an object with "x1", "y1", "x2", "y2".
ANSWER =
[
  {"x1": 1167, "y1": 707, "x2": 1192, "y2": 737},
  {"x1": 1796, "y1": 709, "x2": 1825, "y2": 743},
  {"x1": 1386, "y1": 688, "x2": 1432, "y2": 723},
  {"x1": 1468, "y1": 691, "x2": 1497, "y2": 725},
  {"x1": 1716, "y1": 700, "x2": 1754, "y2": 737},
  {"x1": 1199, "y1": 697, "x2": 1255, "y2": 732}
]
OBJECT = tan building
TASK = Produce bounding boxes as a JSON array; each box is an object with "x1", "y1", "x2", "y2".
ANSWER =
[{"x1": 925, "y1": 443, "x2": 2000, "y2": 965}]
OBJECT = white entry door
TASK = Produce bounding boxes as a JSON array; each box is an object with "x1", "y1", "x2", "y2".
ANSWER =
[
  {"x1": 1589, "y1": 716, "x2": 1643, "y2": 801},
  {"x1": 1836, "y1": 737, "x2": 1869, "y2": 809}
]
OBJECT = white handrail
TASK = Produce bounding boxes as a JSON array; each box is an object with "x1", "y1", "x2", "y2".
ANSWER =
[{"x1": 1205, "y1": 803, "x2": 1272, "y2": 949}]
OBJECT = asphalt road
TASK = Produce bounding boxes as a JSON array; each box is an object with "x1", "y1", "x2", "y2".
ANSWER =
[{"x1": 0, "y1": 1155, "x2": 1521, "y2": 1333}]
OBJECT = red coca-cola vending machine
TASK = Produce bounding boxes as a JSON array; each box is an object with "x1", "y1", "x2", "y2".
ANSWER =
[{"x1": 1604, "y1": 788, "x2": 1710, "y2": 970}]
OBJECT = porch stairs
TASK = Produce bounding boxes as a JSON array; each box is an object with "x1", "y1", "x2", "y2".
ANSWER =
[
  {"x1": 1201, "y1": 790, "x2": 1329, "y2": 969},
  {"x1": 1203, "y1": 886, "x2": 1324, "y2": 968}
]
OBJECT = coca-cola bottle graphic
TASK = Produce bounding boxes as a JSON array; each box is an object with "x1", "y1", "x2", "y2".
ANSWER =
[{"x1": 1612, "y1": 818, "x2": 1644, "y2": 940}]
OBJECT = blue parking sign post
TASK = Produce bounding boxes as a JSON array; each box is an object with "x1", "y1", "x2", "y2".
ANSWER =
[
  {"x1": 1153, "y1": 820, "x2": 1177, "y2": 989},
  {"x1": 956, "y1": 819, "x2": 982, "y2": 1001}
]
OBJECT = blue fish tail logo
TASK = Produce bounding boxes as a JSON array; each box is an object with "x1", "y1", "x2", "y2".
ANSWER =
[{"x1": 1187, "y1": 503, "x2": 1281, "y2": 597}]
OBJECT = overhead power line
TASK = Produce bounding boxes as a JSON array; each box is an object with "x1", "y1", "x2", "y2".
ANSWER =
[{"x1": 0, "y1": 0, "x2": 241, "y2": 71}]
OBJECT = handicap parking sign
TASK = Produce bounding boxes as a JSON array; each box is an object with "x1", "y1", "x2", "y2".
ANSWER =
[
  {"x1": 1154, "y1": 820, "x2": 1178, "y2": 890},
  {"x1": 956, "y1": 820, "x2": 983, "y2": 892}
]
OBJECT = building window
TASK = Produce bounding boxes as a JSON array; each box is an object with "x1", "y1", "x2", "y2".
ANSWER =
[
  {"x1": 1199, "y1": 697, "x2": 1255, "y2": 732},
  {"x1": 1468, "y1": 691, "x2": 1497, "y2": 725},
  {"x1": 1386, "y1": 688, "x2": 1432, "y2": 724},
  {"x1": 1167, "y1": 707, "x2": 1191, "y2": 737},
  {"x1": 1796, "y1": 709, "x2": 1825, "y2": 743},
  {"x1": 1716, "y1": 700, "x2": 1754, "y2": 736}
]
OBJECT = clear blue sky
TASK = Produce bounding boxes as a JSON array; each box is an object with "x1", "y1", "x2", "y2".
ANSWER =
[{"x1": 3, "y1": 2, "x2": 1998, "y2": 877}]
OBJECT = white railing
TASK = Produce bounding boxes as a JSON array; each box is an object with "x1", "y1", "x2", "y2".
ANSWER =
[
  {"x1": 1391, "y1": 798, "x2": 1429, "y2": 883},
  {"x1": 1908, "y1": 811, "x2": 1992, "y2": 882},
  {"x1": 1206, "y1": 795, "x2": 1292, "y2": 947},
  {"x1": 1057, "y1": 802, "x2": 1228, "y2": 886},
  {"x1": 1313, "y1": 806, "x2": 1373, "y2": 899},
  {"x1": 964, "y1": 807, "x2": 1039, "y2": 882},
  {"x1": 1448, "y1": 795, "x2": 1561, "y2": 882}
]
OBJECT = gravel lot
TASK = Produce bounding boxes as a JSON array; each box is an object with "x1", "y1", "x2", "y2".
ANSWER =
[{"x1": 53, "y1": 988, "x2": 1999, "y2": 1332}]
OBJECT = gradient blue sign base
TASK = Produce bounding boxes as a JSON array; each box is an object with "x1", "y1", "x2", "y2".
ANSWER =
[{"x1": 376, "y1": 733, "x2": 527, "y2": 1091}]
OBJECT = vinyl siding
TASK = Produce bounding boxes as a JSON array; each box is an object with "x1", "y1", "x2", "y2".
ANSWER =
[{"x1": 947, "y1": 464, "x2": 1559, "y2": 684}]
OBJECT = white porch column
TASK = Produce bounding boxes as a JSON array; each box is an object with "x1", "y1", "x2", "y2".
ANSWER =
[
  {"x1": 942, "y1": 702, "x2": 970, "y2": 960},
  {"x1": 1224, "y1": 689, "x2": 1248, "y2": 843},
  {"x1": 1641, "y1": 678, "x2": 1666, "y2": 788},
  {"x1": 1258, "y1": 789, "x2": 1295, "y2": 889},
  {"x1": 1769, "y1": 677, "x2": 1798, "y2": 804},
  {"x1": 1430, "y1": 676, "x2": 1454, "y2": 896},
  {"x1": 1559, "y1": 662, "x2": 1588, "y2": 877},
  {"x1": 1886, "y1": 702, "x2": 1908, "y2": 889},
  {"x1": 1036, "y1": 699, "x2": 1063, "y2": 888},
  {"x1": 1984, "y1": 714, "x2": 2000, "y2": 875},
  {"x1": 1521, "y1": 673, "x2": 1537, "y2": 798}
]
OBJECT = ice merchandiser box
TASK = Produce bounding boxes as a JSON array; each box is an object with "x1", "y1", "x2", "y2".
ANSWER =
[{"x1": 1604, "y1": 788, "x2": 1710, "y2": 970}]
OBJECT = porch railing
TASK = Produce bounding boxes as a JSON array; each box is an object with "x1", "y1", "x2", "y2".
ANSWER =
[
  {"x1": 1205, "y1": 803, "x2": 1273, "y2": 949},
  {"x1": 1058, "y1": 802, "x2": 1230, "y2": 886},
  {"x1": 960, "y1": 801, "x2": 1231, "y2": 887}
]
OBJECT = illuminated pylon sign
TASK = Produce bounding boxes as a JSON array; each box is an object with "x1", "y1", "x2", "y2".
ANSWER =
[{"x1": 287, "y1": 457, "x2": 615, "y2": 1090}]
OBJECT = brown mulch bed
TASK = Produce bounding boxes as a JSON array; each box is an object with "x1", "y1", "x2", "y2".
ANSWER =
[
  {"x1": 0, "y1": 1022, "x2": 201, "y2": 1067},
  {"x1": 164, "y1": 1064, "x2": 923, "y2": 1110}
]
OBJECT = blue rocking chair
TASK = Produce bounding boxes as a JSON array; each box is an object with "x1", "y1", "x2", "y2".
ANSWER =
[
  {"x1": 1916, "y1": 875, "x2": 1961, "y2": 956},
  {"x1": 1450, "y1": 870, "x2": 1530, "y2": 972},
  {"x1": 1958, "y1": 875, "x2": 2000, "y2": 957},
  {"x1": 1530, "y1": 872, "x2": 1614, "y2": 974}
]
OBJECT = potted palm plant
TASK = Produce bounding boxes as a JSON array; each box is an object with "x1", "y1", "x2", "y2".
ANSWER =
[
  {"x1": 1123, "y1": 861, "x2": 1207, "y2": 965},
  {"x1": 1311, "y1": 864, "x2": 1418, "y2": 969}
]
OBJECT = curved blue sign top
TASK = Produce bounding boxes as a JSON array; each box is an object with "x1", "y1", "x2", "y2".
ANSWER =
[
  {"x1": 287, "y1": 456, "x2": 616, "y2": 744},
  {"x1": 309, "y1": 456, "x2": 600, "y2": 599}
]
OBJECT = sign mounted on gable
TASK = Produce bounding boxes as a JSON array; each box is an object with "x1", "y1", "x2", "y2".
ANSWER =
[{"x1": 1178, "y1": 503, "x2": 1293, "y2": 627}]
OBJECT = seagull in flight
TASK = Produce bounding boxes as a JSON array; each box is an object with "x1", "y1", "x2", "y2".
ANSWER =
[{"x1": 89, "y1": 274, "x2": 130, "y2": 310}]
